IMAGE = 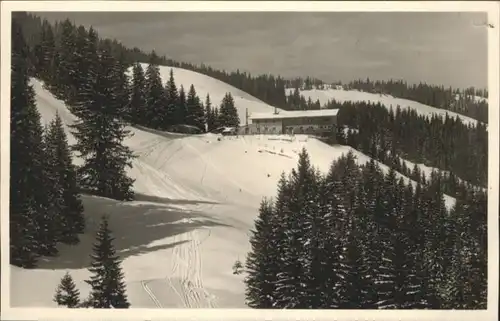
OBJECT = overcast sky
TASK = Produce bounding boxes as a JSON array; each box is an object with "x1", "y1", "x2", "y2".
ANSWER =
[{"x1": 36, "y1": 12, "x2": 488, "y2": 89}]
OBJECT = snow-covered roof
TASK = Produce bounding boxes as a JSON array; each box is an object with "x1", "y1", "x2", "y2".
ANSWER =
[{"x1": 250, "y1": 109, "x2": 339, "y2": 120}]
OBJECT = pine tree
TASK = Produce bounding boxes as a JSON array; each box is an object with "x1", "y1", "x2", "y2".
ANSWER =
[
  {"x1": 218, "y1": 93, "x2": 240, "y2": 128},
  {"x1": 186, "y1": 84, "x2": 206, "y2": 131},
  {"x1": 212, "y1": 107, "x2": 221, "y2": 130},
  {"x1": 34, "y1": 19, "x2": 56, "y2": 86},
  {"x1": 113, "y1": 50, "x2": 131, "y2": 119},
  {"x1": 54, "y1": 272, "x2": 81, "y2": 308},
  {"x1": 245, "y1": 198, "x2": 279, "y2": 308},
  {"x1": 163, "y1": 68, "x2": 179, "y2": 128},
  {"x1": 38, "y1": 127, "x2": 62, "y2": 255},
  {"x1": 45, "y1": 112, "x2": 85, "y2": 244},
  {"x1": 71, "y1": 26, "x2": 99, "y2": 118},
  {"x1": 267, "y1": 172, "x2": 292, "y2": 307},
  {"x1": 274, "y1": 148, "x2": 317, "y2": 308},
  {"x1": 318, "y1": 157, "x2": 352, "y2": 308},
  {"x1": 328, "y1": 156, "x2": 368, "y2": 309},
  {"x1": 10, "y1": 20, "x2": 45, "y2": 267},
  {"x1": 129, "y1": 62, "x2": 147, "y2": 125},
  {"x1": 372, "y1": 167, "x2": 401, "y2": 309},
  {"x1": 56, "y1": 19, "x2": 78, "y2": 104},
  {"x1": 421, "y1": 175, "x2": 449, "y2": 308},
  {"x1": 337, "y1": 217, "x2": 366, "y2": 308},
  {"x1": 144, "y1": 53, "x2": 166, "y2": 129},
  {"x1": 73, "y1": 25, "x2": 90, "y2": 98},
  {"x1": 357, "y1": 160, "x2": 386, "y2": 308},
  {"x1": 177, "y1": 85, "x2": 187, "y2": 126},
  {"x1": 85, "y1": 215, "x2": 130, "y2": 308},
  {"x1": 70, "y1": 47, "x2": 135, "y2": 201},
  {"x1": 445, "y1": 188, "x2": 487, "y2": 309},
  {"x1": 396, "y1": 182, "x2": 431, "y2": 309},
  {"x1": 205, "y1": 94, "x2": 214, "y2": 132}
]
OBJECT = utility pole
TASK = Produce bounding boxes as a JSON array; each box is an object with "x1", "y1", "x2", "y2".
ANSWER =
[{"x1": 245, "y1": 108, "x2": 249, "y2": 134}]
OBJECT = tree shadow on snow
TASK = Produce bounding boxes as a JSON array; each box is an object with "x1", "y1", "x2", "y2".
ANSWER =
[
  {"x1": 36, "y1": 194, "x2": 233, "y2": 270},
  {"x1": 133, "y1": 192, "x2": 219, "y2": 206},
  {"x1": 131, "y1": 124, "x2": 190, "y2": 140}
]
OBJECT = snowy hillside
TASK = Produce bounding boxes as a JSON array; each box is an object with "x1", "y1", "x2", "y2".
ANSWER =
[
  {"x1": 287, "y1": 87, "x2": 481, "y2": 127},
  {"x1": 11, "y1": 78, "x2": 457, "y2": 308},
  {"x1": 128, "y1": 64, "x2": 286, "y2": 124},
  {"x1": 454, "y1": 93, "x2": 488, "y2": 104}
]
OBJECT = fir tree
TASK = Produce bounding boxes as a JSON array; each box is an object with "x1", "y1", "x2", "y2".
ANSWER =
[
  {"x1": 45, "y1": 112, "x2": 85, "y2": 244},
  {"x1": 420, "y1": 175, "x2": 449, "y2": 308},
  {"x1": 10, "y1": 20, "x2": 45, "y2": 267},
  {"x1": 56, "y1": 19, "x2": 78, "y2": 104},
  {"x1": 371, "y1": 167, "x2": 403, "y2": 309},
  {"x1": 144, "y1": 53, "x2": 166, "y2": 129},
  {"x1": 85, "y1": 215, "x2": 130, "y2": 308},
  {"x1": 274, "y1": 148, "x2": 317, "y2": 308},
  {"x1": 212, "y1": 107, "x2": 221, "y2": 130},
  {"x1": 318, "y1": 157, "x2": 352, "y2": 308},
  {"x1": 218, "y1": 93, "x2": 240, "y2": 128},
  {"x1": 177, "y1": 85, "x2": 187, "y2": 126},
  {"x1": 129, "y1": 62, "x2": 147, "y2": 125},
  {"x1": 70, "y1": 47, "x2": 135, "y2": 201},
  {"x1": 395, "y1": 182, "x2": 430, "y2": 309},
  {"x1": 245, "y1": 198, "x2": 279, "y2": 308},
  {"x1": 164, "y1": 68, "x2": 179, "y2": 128},
  {"x1": 73, "y1": 25, "x2": 90, "y2": 95},
  {"x1": 71, "y1": 26, "x2": 99, "y2": 118},
  {"x1": 186, "y1": 84, "x2": 206, "y2": 131},
  {"x1": 205, "y1": 94, "x2": 214, "y2": 132},
  {"x1": 337, "y1": 217, "x2": 365, "y2": 308},
  {"x1": 113, "y1": 50, "x2": 131, "y2": 118},
  {"x1": 34, "y1": 19, "x2": 56, "y2": 86},
  {"x1": 38, "y1": 127, "x2": 62, "y2": 255},
  {"x1": 267, "y1": 173, "x2": 292, "y2": 307},
  {"x1": 54, "y1": 272, "x2": 81, "y2": 308}
]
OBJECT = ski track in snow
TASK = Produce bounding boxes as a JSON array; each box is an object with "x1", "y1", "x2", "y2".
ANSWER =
[
  {"x1": 158, "y1": 227, "x2": 216, "y2": 308},
  {"x1": 139, "y1": 218, "x2": 217, "y2": 308},
  {"x1": 171, "y1": 228, "x2": 214, "y2": 308},
  {"x1": 141, "y1": 280, "x2": 163, "y2": 308}
]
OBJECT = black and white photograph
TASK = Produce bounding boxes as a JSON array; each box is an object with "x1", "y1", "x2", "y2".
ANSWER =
[{"x1": 1, "y1": 1, "x2": 498, "y2": 320}]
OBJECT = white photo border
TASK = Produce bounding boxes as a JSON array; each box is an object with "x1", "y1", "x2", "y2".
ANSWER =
[{"x1": 1, "y1": 1, "x2": 498, "y2": 320}]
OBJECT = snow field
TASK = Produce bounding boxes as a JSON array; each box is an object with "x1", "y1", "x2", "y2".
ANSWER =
[{"x1": 288, "y1": 87, "x2": 481, "y2": 127}]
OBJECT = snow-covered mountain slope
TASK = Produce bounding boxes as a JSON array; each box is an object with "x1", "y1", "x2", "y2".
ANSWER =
[
  {"x1": 11, "y1": 79, "x2": 457, "y2": 308},
  {"x1": 128, "y1": 64, "x2": 286, "y2": 124},
  {"x1": 287, "y1": 87, "x2": 481, "y2": 127},
  {"x1": 454, "y1": 93, "x2": 488, "y2": 104}
]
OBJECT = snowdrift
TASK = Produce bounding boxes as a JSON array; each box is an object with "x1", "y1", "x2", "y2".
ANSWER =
[
  {"x1": 10, "y1": 78, "x2": 456, "y2": 309},
  {"x1": 288, "y1": 87, "x2": 481, "y2": 127}
]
